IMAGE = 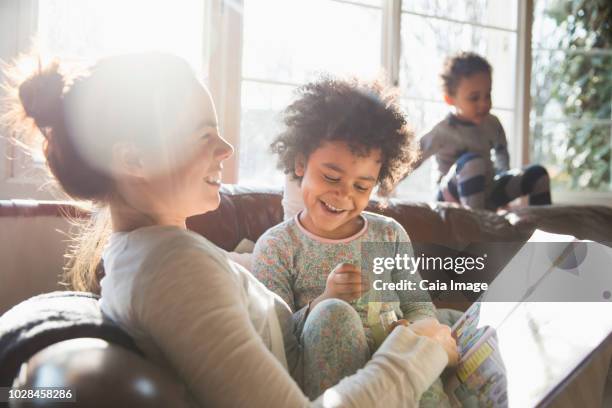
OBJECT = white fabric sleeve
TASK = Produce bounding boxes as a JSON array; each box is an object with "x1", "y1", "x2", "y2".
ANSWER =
[
  {"x1": 282, "y1": 175, "x2": 304, "y2": 221},
  {"x1": 133, "y1": 239, "x2": 448, "y2": 407}
]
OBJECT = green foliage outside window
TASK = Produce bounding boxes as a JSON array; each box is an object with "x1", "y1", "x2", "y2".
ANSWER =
[{"x1": 531, "y1": 0, "x2": 611, "y2": 191}]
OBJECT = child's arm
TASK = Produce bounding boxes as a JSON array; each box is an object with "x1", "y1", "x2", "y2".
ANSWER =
[
  {"x1": 492, "y1": 116, "x2": 510, "y2": 174},
  {"x1": 409, "y1": 128, "x2": 441, "y2": 173},
  {"x1": 391, "y1": 224, "x2": 438, "y2": 321}
]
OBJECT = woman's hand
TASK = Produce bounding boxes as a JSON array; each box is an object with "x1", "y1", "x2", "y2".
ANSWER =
[
  {"x1": 392, "y1": 319, "x2": 459, "y2": 367},
  {"x1": 310, "y1": 263, "x2": 367, "y2": 310}
]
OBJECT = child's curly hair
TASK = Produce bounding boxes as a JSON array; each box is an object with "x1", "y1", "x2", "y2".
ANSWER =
[
  {"x1": 440, "y1": 51, "x2": 492, "y2": 96},
  {"x1": 270, "y1": 76, "x2": 416, "y2": 196}
]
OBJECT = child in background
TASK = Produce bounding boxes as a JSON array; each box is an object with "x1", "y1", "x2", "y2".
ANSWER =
[
  {"x1": 253, "y1": 76, "x2": 451, "y2": 406},
  {"x1": 411, "y1": 51, "x2": 551, "y2": 210}
]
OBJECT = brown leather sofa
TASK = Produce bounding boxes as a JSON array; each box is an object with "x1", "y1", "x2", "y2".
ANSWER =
[{"x1": 2, "y1": 185, "x2": 612, "y2": 407}]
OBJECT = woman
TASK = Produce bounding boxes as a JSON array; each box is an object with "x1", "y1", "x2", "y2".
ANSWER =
[{"x1": 8, "y1": 52, "x2": 457, "y2": 407}]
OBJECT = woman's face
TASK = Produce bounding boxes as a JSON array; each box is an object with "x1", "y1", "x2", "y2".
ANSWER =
[{"x1": 121, "y1": 83, "x2": 233, "y2": 224}]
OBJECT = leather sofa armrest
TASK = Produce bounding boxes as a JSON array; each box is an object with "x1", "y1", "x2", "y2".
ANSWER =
[{"x1": 10, "y1": 338, "x2": 190, "y2": 408}]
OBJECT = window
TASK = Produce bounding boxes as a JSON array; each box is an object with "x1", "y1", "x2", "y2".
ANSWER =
[
  {"x1": 530, "y1": 0, "x2": 611, "y2": 195},
  {"x1": 38, "y1": 0, "x2": 206, "y2": 73},
  {"x1": 238, "y1": 0, "x2": 384, "y2": 186},
  {"x1": 3, "y1": 1, "x2": 610, "y2": 204}
]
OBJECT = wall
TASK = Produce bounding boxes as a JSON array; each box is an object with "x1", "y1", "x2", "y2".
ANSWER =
[{"x1": 0, "y1": 215, "x2": 72, "y2": 315}]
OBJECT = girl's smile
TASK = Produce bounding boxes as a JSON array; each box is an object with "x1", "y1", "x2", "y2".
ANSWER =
[{"x1": 295, "y1": 140, "x2": 381, "y2": 240}]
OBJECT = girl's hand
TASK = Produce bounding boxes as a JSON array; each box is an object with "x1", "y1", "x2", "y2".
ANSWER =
[
  {"x1": 311, "y1": 263, "x2": 368, "y2": 310},
  {"x1": 392, "y1": 319, "x2": 459, "y2": 367}
]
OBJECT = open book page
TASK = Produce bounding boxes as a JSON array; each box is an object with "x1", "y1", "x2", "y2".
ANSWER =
[
  {"x1": 444, "y1": 229, "x2": 612, "y2": 407},
  {"x1": 446, "y1": 302, "x2": 508, "y2": 407}
]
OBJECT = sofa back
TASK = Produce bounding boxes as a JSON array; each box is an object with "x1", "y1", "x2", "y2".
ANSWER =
[
  {"x1": 4, "y1": 185, "x2": 612, "y2": 314},
  {"x1": 187, "y1": 185, "x2": 528, "y2": 251}
]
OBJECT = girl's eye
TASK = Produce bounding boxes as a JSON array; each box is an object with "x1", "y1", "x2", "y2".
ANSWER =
[
  {"x1": 354, "y1": 184, "x2": 369, "y2": 192},
  {"x1": 324, "y1": 174, "x2": 340, "y2": 182},
  {"x1": 201, "y1": 133, "x2": 212, "y2": 141}
]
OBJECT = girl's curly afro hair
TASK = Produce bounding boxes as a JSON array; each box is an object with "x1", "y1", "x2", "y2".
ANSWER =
[{"x1": 270, "y1": 76, "x2": 417, "y2": 196}]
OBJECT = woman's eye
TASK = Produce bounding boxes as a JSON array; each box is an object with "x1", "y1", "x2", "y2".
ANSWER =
[
  {"x1": 201, "y1": 133, "x2": 212, "y2": 140},
  {"x1": 355, "y1": 184, "x2": 369, "y2": 192},
  {"x1": 324, "y1": 174, "x2": 340, "y2": 182}
]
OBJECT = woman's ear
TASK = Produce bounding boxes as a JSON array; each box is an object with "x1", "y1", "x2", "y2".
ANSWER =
[
  {"x1": 294, "y1": 154, "x2": 306, "y2": 177},
  {"x1": 112, "y1": 142, "x2": 145, "y2": 178}
]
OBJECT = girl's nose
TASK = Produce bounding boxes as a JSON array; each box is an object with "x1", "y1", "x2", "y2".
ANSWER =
[{"x1": 335, "y1": 182, "x2": 350, "y2": 197}]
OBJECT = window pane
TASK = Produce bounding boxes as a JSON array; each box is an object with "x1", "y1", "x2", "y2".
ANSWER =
[
  {"x1": 38, "y1": 0, "x2": 205, "y2": 72},
  {"x1": 399, "y1": 14, "x2": 517, "y2": 109},
  {"x1": 532, "y1": 51, "x2": 611, "y2": 121},
  {"x1": 403, "y1": 99, "x2": 449, "y2": 136},
  {"x1": 402, "y1": 0, "x2": 518, "y2": 31},
  {"x1": 394, "y1": 158, "x2": 435, "y2": 200},
  {"x1": 340, "y1": 0, "x2": 382, "y2": 7},
  {"x1": 531, "y1": 121, "x2": 611, "y2": 192},
  {"x1": 530, "y1": 0, "x2": 612, "y2": 193},
  {"x1": 395, "y1": 99, "x2": 448, "y2": 197},
  {"x1": 242, "y1": 0, "x2": 382, "y2": 84},
  {"x1": 531, "y1": 0, "x2": 562, "y2": 49},
  {"x1": 239, "y1": 81, "x2": 296, "y2": 186}
]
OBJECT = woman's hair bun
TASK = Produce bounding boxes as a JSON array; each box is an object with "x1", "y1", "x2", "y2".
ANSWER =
[{"x1": 18, "y1": 60, "x2": 65, "y2": 130}]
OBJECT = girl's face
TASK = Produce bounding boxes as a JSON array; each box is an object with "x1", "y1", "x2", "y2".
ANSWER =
[
  {"x1": 445, "y1": 72, "x2": 492, "y2": 125},
  {"x1": 295, "y1": 141, "x2": 382, "y2": 239},
  {"x1": 120, "y1": 84, "x2": 233, "y2": 225}
]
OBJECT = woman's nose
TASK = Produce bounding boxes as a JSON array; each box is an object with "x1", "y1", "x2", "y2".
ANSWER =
[{"x1": 214, "y1": 135, "x2": 234, "y2": 160}]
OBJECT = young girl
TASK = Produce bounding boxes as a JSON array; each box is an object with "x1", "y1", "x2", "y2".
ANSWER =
[
  {"x1": 412, "y1": 52, "x2": 551, "y2": 210},
  {"x1": 253, "y1": 77, "x2": 452, "y2": 406},
  {"x1": 6, "y1": 53, "x2": 457, "y2": 407}
]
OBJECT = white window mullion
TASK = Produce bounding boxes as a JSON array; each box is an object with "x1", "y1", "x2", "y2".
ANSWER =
[
  {"x1": 515, "y1": 0, "x2": 533, "y2": 168},
  {"x1": 381, "y1": 0, "x2": 401, "y2": 86}
]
